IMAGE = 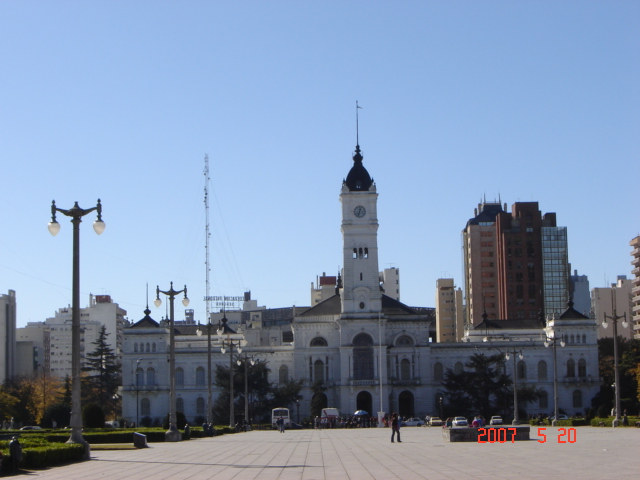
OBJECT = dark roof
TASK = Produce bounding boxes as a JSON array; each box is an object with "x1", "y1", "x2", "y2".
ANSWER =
[
  {"x1": 466, "y1": 203, "x2": 503, "y2": 227},
  {"x1": 474, "y1": 318, "x2": 545, "y2": 330},
  {"x1": 558, "y1": 301, "x2": 590, "y2": 320},
  {"x1": 300, "y1": 294, "x2": 341, "y2": 316},
  {"x1": 344, "y1": 145, "x2": 373, "y2": 191},
  {"x1": 130, "y1": 307, "x2": 160, "y2": 328},
  {"x1": 298, "y1": 294, "x2": 426, "y2": 318}
]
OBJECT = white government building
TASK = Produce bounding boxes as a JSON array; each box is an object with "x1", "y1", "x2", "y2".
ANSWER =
[{"x1": 121, "y1": 144, "x2": 600, "y2": 425}]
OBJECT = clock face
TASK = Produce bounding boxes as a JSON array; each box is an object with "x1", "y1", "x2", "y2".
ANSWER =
[{"x1": 354, "y1": 206, "x2": 366, "y2": 218}]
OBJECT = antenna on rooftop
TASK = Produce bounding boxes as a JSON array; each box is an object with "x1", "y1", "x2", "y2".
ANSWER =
[
  {"x1": 204, "y1": 154, "x2": 211, "y2": 323},
  {"x1": 356, "y1": 101, "x2": 362, "y2": 146}
]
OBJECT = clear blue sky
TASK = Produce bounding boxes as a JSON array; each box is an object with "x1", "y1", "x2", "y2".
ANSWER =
[{"x1": 1, "y1": 1, "x2": 638, "y2": 328}]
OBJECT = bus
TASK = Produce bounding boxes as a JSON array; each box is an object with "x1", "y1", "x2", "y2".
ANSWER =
[{"x1": 272, "y1": 408, "x2": 291, "y2": 429}]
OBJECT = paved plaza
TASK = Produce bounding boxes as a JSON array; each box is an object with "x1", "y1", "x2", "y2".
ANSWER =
[{"x1": 24, "y1": 426, "x2": 639, "y2": 480}]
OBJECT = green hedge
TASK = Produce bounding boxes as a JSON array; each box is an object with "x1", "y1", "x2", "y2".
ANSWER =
[
  {"x1": 590, "y1": 417, "x2": 639, "y2": 427},
  {"x1": 1, "y1": 442, "x2": 85, "y2": 473},
  {"x1": 528, "y1": 419, "x2": 587, "y2": 427}
]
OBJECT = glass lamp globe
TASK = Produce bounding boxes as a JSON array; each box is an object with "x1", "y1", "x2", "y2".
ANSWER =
[
  {"x1": 93, "y1": 220, "x2": 106, "y2": 235},
  {"x1": 48, "y1": 221, "x2": 61, "y2": 236},
  {"x1": 154, "y1": 298, "x2": 162, "y2": 308}
]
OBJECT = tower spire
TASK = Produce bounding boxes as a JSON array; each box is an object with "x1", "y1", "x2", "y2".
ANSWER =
[{"x1": 356, "y1": 101, "x2": 362, "y2": 148}]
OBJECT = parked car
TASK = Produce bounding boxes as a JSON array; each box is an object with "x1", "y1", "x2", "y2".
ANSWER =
[
  {"x1": 452, "y1": 416, "x2": 468, "y2": 427},
  {"x1": 20, "y1": 426, "x2": 42, "y2": 430},
  {"x1": 402, "y1": 418, "x2": 424, "y2": 427},
  {"x1": 429, "y1": 417, "x2": 444, "y2": 426},
  {"x1": 550, "y1": 414, "x2": 569, "y2": 421},
  {"x1": 489, "y1": 416, "x2": 503, "y2": 425}
]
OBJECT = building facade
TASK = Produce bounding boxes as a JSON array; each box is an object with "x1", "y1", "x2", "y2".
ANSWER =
[
  {"x1": 631, "y1": 236, "x2": 640, "y2": 339},
  {"x1": 435, "y1": 279, "x2": 464, "y2": 343},
  {"x1": 463, "y1": 201, "x2": 570, "y2": 325},
  {"x1": 121, "y1": 143, "x2": 599, "y2": 426},
  {"x1": 592, "y1": 276, "x2": 634, "y2": 340},
  {"x1": 1, "y1": 290, "x2": 17, "y2": 383}
]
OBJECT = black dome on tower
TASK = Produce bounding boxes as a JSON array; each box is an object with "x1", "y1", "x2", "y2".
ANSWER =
[{"x1": 344, "y1": 145, "x2": 373, "y2": 191}]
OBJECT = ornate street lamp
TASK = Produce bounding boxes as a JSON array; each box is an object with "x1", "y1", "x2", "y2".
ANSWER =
[
  {"x1": 217, "y1": 317, "x2": 246, "y2": 428},
  {"x1": 154, "y1": 282, "x2": 189, "y2": 441},
  {"x1": 601, "y1": 295, "x2": 629, "y2": 428},
  {"x1": 135, "y1": 358, "x2": 142, "y2": 427},
  {"x1": 544, "y1": 324, "x2": 565, "y2": 426},
  {"x1": 196, "y1": 321, "x2": 214, "y2": 424},
  {"x1": 504, "y1": 348, "x2": 524, "y2": 425},
  {"x1": 48, "y1": 199, "x2": 105, "y2": 459},
  {"x1": 237, "y1": 353, "x2": 256, "y2": 428}
]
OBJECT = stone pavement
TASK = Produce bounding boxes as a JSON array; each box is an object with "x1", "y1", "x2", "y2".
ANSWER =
[{"x1": 24, "y1": 426, "x2": 639, "y2": 480}]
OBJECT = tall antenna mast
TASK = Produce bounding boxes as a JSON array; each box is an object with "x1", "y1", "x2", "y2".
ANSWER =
[{"x1": 204, "y1": 154, "x2": 211, "y2": 323}]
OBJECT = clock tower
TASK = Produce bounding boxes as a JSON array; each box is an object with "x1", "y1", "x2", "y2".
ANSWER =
[{"x1": 339, "y1": 144, "x2": 381, "y2": 316}]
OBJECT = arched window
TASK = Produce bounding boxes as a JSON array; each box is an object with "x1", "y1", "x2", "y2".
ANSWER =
[
  {"x1": 146, "y1": 343, "x2": 151, "y2": 353},
  {"x1": 310, "y1": 337, "x2": 328, "y2": 347},
  {"x1": 538, "y1": 360, "x2": 547, "y2": 380},
  {"x1": 176, "y1": 367, "x2": 184, "y2": 387},
  {"x1": 134, "y1": 343, "x2": 138, "y2": 353},
  {"x1": 314, "y1": 359, "x2": 325, "y2": 383},
  {"x1": 570, "y1": 334, "x2": 575, "y2": 344},
  {"x1": 400, "y1": 358, "x2": 411, "y2": 381},
  {"x1": 196, "y1": 397, "x2": 205, "y2": 415},
  {"x1": 572, "y1": 390, "x2": 583, "y2": 408},
  {"x1": 195, "y1": 366, "x2": 205, "y2": 386},
  {"x1": 517, "y1": 360, "x2": 527, "y2": 380},
  {"x1": 539, "y1": 390, "x2": 548, "y2": 409},
  {"x1": 454, "y1": 362, "x2": 464, "y2": 375},
  {"x1": 141, "y1": 398, "x2": 150, "y2": 416},
  {"x1": 152, "y1": 343, "x2": 156, "y2": 353},
  {"x1": 176, "y1": 397, "x2": 184, "y2": 413},
  {"x1": 578, "y1": 359, "x2": 587, "y2": 377},
  {"x1": 279, "y1": 365, "x2": 289, "y2": 384},
  {"x1": 434, "y1": 362, "x2": 443, "y2": 382},
  {"x1": 136, "y1": 367, "x2": 145, "y2": 387},
  {"x1": 566, "y1": 358, "x2": 575, "y2": 378},
  {"x1": 576, "y1": 335, "x2": 581, "y2": 344},
  {"x1": 396, "y1": 335, "x2": 413, "y2": 347},
  {"x1": 146, "y1": 367, "x2": 156, "y2": 386},
  {"x1": 582, "y1": 334, "x2": 586, "y2": 344},
  {"x1": 353, "y1": 333, "x2": 374, "y2": 380}
]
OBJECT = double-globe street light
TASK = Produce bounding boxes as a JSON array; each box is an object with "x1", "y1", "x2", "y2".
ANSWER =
[
  {"x1": 135, "y1": 358, "x2": 142, "y2": 427},
  {"x1": 504, "y1": 348, "x2": 525, "y2": 425},
  {"x1": 237, "y1": 353, "x2": 256, "y2": 428},
  {"x1": 196, "y1": 321, "x2": 215, "y2": 425},
  {"x1": 601, "y1": 294, "x2": 629, "y2": 427},
  {"x1": 543, "y1": 325, "x2": 566, "y2": 427},
  {"x1": 48, "y1": 200, "x2": 105, "y2": 458},
  {"x1": 154, "y1": 283, "x2": 189, "y2": 441},
  {"x1": 482, "y1": 338, "x2": 525, "y2": 425},
  {"x1": 217, "y1": 317, "x2": 247, "y2": 428}
]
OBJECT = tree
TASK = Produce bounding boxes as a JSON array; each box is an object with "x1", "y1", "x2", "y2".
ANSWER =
[
  {"x1": 441, "y1": 353, "x2": 544, "y2": 420},
  {"x1": 82, "y1": 325, "x2": 121, "y2": 416},
  {"x1": 82, "y1": 402, "x2": 105, "y2": 428},
  {"x1": 212, "y1": 359, "x2": 273, "y2": 424},
  {"x1": 594, "y1": 338, "x2": 640, "y2": 414},
  {"x1": 1, "y1": 377, "x2": 39, "y2": 426},
  {"x1": 211, "y1": 359, "x2": 303, "y2": 425}
]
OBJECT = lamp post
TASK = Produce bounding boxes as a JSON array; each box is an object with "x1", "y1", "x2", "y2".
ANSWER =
[
  {"x1": 196, "y1": 321, "x2": 214, "y2": 425},
  {"x1": 504, "y1": 348, "x2": 524, "y2": 425},
  {"x1": 135, "y1": 358, "x2": 142, "y2": 428},
  {"x1": 544, "y1": 328, "x2": 565, "y2": 426},
  {"x1": 601, "y1": 292, "x2": 628, "y2": 428},
  {"x1": 48, "y1": 199, "x2": 104, "y2": 458},
  {"x1": 237, "y1": 353, "x2": 256, "y2": 428},
  {"x1": 217, "y1": 317, "x2": 246, "y2": 429},
  {"x1": 154, "y1": 282, "x2": 189, "y2": 441}
]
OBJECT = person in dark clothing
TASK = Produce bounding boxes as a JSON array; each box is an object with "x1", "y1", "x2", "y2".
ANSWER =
[{"x1": 390, "y1": 413, "x2": 401, "y2": 443}]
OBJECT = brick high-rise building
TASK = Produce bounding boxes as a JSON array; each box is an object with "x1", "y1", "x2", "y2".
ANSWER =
[
  {"x1": 630, "y1": 235, "x2": 640, "y2": 339},
  {"x1": 463, "y1": 201, "x2": 570, "y2": 325}
]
